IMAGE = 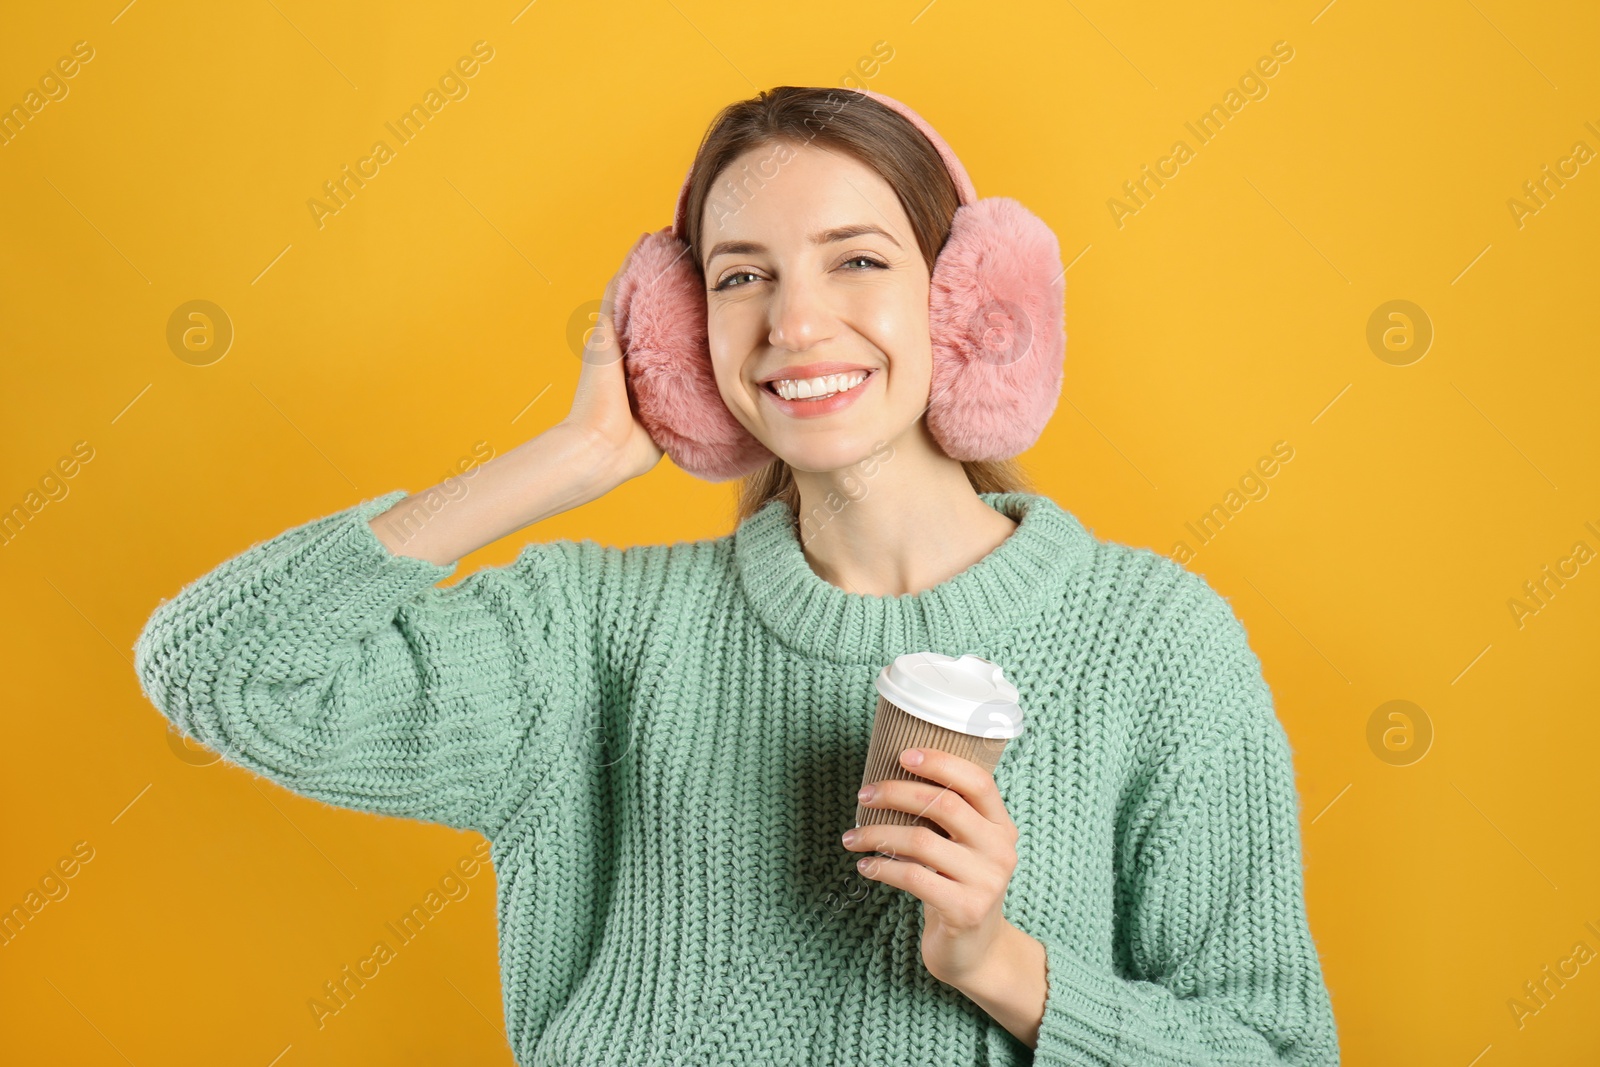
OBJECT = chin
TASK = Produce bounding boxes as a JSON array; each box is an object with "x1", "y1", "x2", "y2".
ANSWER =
[{"x1": 768, "y1": 435, "x2": 885, "y2": 477}]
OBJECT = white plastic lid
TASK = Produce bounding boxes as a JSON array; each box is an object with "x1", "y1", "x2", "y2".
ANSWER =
[{"x1": 874, "y1": 652, "x2": 1024, "y2": 739}]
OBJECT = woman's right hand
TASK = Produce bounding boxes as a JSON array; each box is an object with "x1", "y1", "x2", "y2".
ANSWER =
[{"x1": 559, "y1": 232, "x2": 666, "y2": 486}]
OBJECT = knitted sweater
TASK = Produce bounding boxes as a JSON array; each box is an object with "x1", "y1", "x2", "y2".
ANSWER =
[{"x1": 132, "y1": 488, "x2": 1340, "y2": 1067}]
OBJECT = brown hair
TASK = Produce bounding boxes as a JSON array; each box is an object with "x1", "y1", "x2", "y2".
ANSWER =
[{"x1": 678, "y1": 85, "x2": 1034, "y2": 523}]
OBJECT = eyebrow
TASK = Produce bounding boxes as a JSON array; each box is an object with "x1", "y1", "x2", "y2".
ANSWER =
[{"x1": 703, "y1": 224, "x2": 902, "y2": 267}]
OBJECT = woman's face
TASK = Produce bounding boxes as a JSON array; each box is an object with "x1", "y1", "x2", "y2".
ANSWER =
[{"x1": 700, "y1": 139, "x2": 933, "y2": 474}]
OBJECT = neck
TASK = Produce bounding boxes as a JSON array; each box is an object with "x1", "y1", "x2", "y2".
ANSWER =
[{"x1": 789, "y1": 424, "x2": 1020, "y2": 598}]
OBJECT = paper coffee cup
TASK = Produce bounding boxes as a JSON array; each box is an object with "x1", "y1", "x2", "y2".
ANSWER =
[{"x1": 855, "y1": 653, "x2": 1024, "y2": 854}]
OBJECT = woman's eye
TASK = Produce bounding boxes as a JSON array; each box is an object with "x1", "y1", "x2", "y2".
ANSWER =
[
  {"x1": 713, "y1": 271, "x2": 759, "y2": 292},
  {"x1": 712, "y1": 257, "x2": 885, "y2": 292}
]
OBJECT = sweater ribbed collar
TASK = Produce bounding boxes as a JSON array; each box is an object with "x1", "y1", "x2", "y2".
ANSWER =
[{"x1": 733, "y1": 491, "x2": 1094, "y2": 665}]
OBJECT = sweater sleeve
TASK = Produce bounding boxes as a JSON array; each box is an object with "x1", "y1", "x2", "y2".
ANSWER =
[
  {"x1": 132, "y1": 489, "x2": 609, "y2": 839},
  {"x1": 1029, "y1": 577, "x2": 1340, "y2": 1067}
]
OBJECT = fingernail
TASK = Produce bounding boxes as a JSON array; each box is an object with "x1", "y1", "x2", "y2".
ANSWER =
[
  {"x1": 841, "y1": 830, "x2": 858, "y2": 846},
  {"x1": 901, "y1": 749, "x2": 923, "y2": 767},
  {"x1": 857, "y1": 785, "x2": 874, "y2": 802}
]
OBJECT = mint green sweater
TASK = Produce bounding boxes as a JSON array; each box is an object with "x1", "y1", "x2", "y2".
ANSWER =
[{"x1": 133, "y1": 488, "x2": 1339, "y2": 1066}]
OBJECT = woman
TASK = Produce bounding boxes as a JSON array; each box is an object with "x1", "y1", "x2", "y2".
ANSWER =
[{"x1": 134, "y1": 86, "x2": 1339, "y2": 1066}]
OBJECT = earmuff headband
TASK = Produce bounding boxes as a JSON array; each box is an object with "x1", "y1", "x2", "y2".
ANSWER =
[{"x1": 670, "y1": 88, "x2": 979, "y2": 244}]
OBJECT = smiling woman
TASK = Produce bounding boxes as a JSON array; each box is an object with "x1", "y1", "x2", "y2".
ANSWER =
[
  {"x1": 134, "y1": 84, "x2": 1339, "y2": 1067},
  {"x1": 612, "y1": 87, "x2": 1067, "y2": 524}
]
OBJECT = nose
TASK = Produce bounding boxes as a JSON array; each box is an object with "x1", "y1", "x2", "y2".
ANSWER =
[{"x1": 766, "y1": 272, "x2": 834, "y2": 354}]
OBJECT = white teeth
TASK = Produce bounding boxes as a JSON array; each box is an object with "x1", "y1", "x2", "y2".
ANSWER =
[{"x1": 772, "y1": 371, "x2": 868, "y2": 401}]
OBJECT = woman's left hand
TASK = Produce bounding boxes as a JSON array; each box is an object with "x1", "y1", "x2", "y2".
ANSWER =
[{"x1": 841, "y1": 747, "x2": 1021, "y2": 988}]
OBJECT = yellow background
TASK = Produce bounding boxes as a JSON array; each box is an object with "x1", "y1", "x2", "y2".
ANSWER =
[{"x1": 3, "y1": 1, "x2": 1598, "y2": 1063}]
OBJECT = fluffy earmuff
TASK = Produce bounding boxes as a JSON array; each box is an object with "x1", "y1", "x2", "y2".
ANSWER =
[
  {"x1": 925, "y1": 197, "x2": 1066, "y2": 461},
  {"x1": 613, "y1": 229, "x2": 775, "y2": 482}
]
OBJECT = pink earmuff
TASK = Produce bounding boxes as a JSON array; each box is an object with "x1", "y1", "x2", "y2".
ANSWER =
[{"x1": 612, "y1": 87, "x2": 1066, "y2": 483}]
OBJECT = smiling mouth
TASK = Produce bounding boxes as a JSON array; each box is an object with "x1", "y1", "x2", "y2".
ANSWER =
[{"x1": 763, "y1": 369, "x2": 874, "y2": 402}]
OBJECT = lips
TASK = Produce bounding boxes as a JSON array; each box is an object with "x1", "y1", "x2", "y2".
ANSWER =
[
  {"x1": 758, "y1": 360, "x2": 877, "y2": 386},
  {"x1": 764, "y1": 369, "x2": 868, "y2": 400},
  {"x1": 760, "y1": 367, "x2": 876, "y2": 419}
]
